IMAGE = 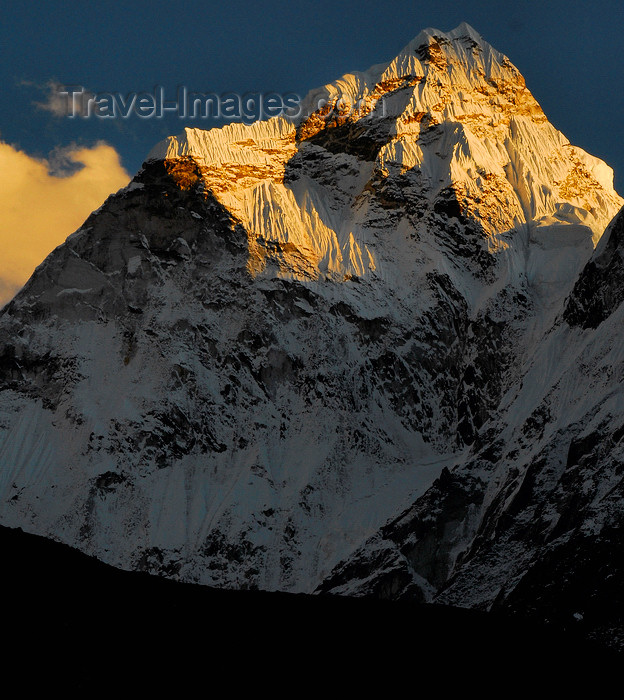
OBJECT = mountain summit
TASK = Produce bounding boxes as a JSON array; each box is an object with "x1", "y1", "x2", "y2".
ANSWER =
[
  {"x1": 1, "y1": 24, "x2": 623, "y2": 649},
  {"x1": 151, "y1": 21, "x2": 621, "y2": 268}
]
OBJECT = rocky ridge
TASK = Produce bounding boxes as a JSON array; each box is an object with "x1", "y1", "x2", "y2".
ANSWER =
[{"x1": 0, "y1": 23, "x2": 622, "y2": 647}]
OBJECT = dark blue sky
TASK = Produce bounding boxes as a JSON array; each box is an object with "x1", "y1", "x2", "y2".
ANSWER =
[{"x1": 1, "y1": 0, "x2": 623, "y2": 189}]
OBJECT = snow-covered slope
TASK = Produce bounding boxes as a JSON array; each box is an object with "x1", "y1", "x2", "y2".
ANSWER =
[
  {"x1": 320, "y1": 204, "x2": 624, "y2": 647},
  {"x1": 0, "y1": 23, "x2": 622, "y2": 645},
  {"x1": 149, "y1": 21, "x2": 620, "y2": 269}
]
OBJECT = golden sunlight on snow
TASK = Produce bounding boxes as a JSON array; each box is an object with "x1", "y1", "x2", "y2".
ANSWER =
[{"x1": 0, "y1": 142, "x2": 129, "y2": 306}]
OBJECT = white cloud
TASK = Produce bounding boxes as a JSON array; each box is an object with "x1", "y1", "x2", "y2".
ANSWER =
[
  {"x1": 0, "y1": 141, "x2": 130, "y2": 306},
  {"x1": 34, "y1": 80, "x2": 96, "y2": 118}
]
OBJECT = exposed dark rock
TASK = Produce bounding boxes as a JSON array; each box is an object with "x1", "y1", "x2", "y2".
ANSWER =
[{"x1": 564, "y1": 206, "x2": 624, "y2": 328}]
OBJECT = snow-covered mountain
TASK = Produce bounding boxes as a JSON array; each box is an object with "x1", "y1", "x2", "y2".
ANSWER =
[{"x1": 1, "y1": 23, "x2": 622, "y2": 647}]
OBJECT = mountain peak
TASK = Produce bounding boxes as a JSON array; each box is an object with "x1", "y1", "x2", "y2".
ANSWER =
[
  {"x1": 401, "y1": 21, "x2": 491, "y2": 57},
  {"x1": 147, "y1": 24, "x2": 621, "y2": 285},
  {"x1": 2, "y1": 25, "x2": 624, "y2": 652},
  {"x1": 299, "y1": 22, "x2": 519, "y2": 121}
]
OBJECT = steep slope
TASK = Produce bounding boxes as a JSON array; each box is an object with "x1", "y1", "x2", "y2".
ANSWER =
[
  {"x1": 0, "y1": 22, "x2": 621, "y2": 630},
  {"x1": 319, "y1": 205, "x2": 624, "y2": 649}
]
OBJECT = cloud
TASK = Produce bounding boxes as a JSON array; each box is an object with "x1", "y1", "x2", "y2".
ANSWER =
[
  {"x1": 34, "y1": 80, "x2": 96, "y2": 118},
  {"x1": 0, "y1": 141, "x2": 130, "y2": 306}
]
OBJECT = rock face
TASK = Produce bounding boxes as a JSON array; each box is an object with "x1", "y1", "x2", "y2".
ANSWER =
[
  {"x1": 0, "y1": 23, "x2": 623, "y2": 646},
  {"x1": 319, "y1": 206, "x2": 624, "y2": 650}
]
